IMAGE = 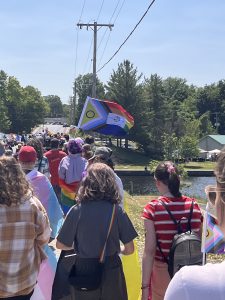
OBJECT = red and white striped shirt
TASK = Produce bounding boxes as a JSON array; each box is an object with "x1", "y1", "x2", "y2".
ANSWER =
[{"x1": 142, "y1": 196, "x2": 203, "y2": 262}]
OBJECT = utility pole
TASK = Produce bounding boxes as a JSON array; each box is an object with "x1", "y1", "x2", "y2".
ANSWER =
[
  {"x1": 77, "y1": 22, "x2": 114, "y2": 98},
  {"x1": 212, "y1": 112, "x2": 220, "y2": 133},
  {"x1": 72, "y1": 81, "x2": 76, "y2": 123}
]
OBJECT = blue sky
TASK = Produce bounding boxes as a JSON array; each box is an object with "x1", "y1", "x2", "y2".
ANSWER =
[{"x1": 0, "y1": 0, "x2": 225, "y2": 103}]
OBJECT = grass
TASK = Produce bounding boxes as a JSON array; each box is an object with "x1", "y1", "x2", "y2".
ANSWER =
[
  {"x1": 125, "y1": 193, "x2": 224, "y2": 264},
  {"x1": 109, "y1": 145, "x2": 216, "y2": 171},
  {"x1": 181, "y1": 161, "x2": 216, "y2": 170}
]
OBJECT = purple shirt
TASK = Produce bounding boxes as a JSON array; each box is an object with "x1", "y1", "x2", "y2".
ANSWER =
[{"x1": 58, "y1": 153, "x2": 86, "y2": 184}]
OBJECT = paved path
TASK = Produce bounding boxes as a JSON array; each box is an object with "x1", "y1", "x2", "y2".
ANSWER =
[{"x1": 32, "y1": 124, "x2": 70, "y2": 135}]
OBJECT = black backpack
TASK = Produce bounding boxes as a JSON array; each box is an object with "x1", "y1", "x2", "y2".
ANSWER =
[{"x1": 156, "y1": 200, "x2": 202, "y2": 278}]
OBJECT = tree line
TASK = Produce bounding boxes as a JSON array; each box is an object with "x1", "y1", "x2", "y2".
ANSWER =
[
  {"x1": 1, "y1": 60, "x2": 225, "y2": 159},
  {"x1": 0, "y1": 70, "x2": 69, "y2": 133}
]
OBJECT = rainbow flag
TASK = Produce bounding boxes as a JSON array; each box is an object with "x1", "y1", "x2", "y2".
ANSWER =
[
  {"x1": 26, "y1": 170, "x2": 64, "y2": 238},
  {"x1": 202, "y1": 211, "x2": 225, "y2": 254},
  {"x1": 59, "y1": 178, "x2": 80, "y2": 214},
  {"x1": 78, "y1": 96, "x2": 134, "y2": 136}
]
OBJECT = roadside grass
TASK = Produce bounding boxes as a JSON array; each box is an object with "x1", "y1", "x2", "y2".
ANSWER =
[{"x1": 125, "y1": 193, "x2": 224, "y2": 264}]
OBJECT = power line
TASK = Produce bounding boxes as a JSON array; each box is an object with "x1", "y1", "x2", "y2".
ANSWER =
[
  {"x1": 113, "y1": 0, "x2": 126, "y2": 23},
  {"x1": 97, "y1": 30, "x2": 112, "y2": 68},
  {"x1": 78, "y1": 0, "x2": 86, "y2": 22},
  {"x1": 97, "y1": 0, "x2": 156, "y2": 73},
  {"x1": 74, "y1": 0, "x2": 86, "y2": 78},
  {"x1": 97, "y1": 0, "x2": 126, "y2": 67},
  {"x1": 83, "y1": 35, "x2": 94, "y2": 74},
  {"x1": 96, "y1": 0, "x2": 105, "y2": 21},
  {"x1": 97, "y1": 0, "x2": 124, "y2": 52}
]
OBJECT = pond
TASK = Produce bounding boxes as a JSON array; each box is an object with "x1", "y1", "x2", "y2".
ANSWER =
[{"x1": 121, "y1": 176, "x2": 216, "y2": 200}]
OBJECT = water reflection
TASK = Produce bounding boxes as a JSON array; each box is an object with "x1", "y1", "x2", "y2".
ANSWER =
[{"x1": 121, "y1": 176, "x2": 216, "y2": 200}]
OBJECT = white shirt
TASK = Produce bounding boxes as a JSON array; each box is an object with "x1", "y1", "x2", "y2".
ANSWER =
[
  {"x1": 164, "y1": 261, "x2": 225, "y2": 300},
  {"x1": 114, "y1": 173, "x2": 124, "y2": 208}
]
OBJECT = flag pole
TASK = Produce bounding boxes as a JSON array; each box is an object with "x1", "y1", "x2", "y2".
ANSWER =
[{"x1": 202, "y1": 209, "x2": 208, "y2": 265}]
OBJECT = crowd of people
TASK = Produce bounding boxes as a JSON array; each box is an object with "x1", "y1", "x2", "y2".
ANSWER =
[{"x1": 0, "y1": 132, "x2": 225, "y2": 300}]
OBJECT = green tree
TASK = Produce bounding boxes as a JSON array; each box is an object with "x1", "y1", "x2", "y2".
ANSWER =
[
  {"x1": 163, "y1": 77, "x2": 196, "y2": 137},
  {"x1": 0, "y1": 70, "x2": 10, "y2": 131},
  {"x1": 74, "y1": 74, "x2": 105, "y2": 123},
  {"x1": 21, "y1": 86, "x2": 47, "y2": 132},
  {"x1": 5, "y1": 76, "x2": 25, "y2": 133},
  {"x1": 178, "y1": 136, "x2": 199, "y2": 161},
  {"x1": 44, "y1": 95, "x2": 63, "y2": 117},
  {"x1": 196, "y1": 84, "x2": 225, "y2": 133},
  {"x1": 163, "y1": 133, "x2": 179, "y2": 161},
  {"x1": 143, "y1": 74, "x2": 166, "y2": 157},
  {"x1": 106, "y1": 60, "x2": 148, "y2": 150}
]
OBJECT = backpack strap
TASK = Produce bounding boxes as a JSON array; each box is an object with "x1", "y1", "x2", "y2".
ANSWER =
[
  {"x1": 187, "y1": 200, "x2": 194, "y2": 232},
  {"x1": 156, "y1": 198, "x2": 180, "y2": 265},
  {"x1": 156, "y1": 239, "x2": 169, "y2": 264},
  {"x1": 158, "y1": 199, "x2": 182, "y2": 233}
]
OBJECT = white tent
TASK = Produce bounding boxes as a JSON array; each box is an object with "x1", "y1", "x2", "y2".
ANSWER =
[
  {"x1": 208, "y1": 149, "x2": 221, "y2": 154},
  {"x1": 199, "y1": 148, "x2": 208, "y2": 154}
]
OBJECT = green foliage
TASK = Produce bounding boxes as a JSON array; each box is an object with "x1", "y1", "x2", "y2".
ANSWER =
[
  {"x1": 44, "y1": 95, "x2": 63, "y2": 117},
  {"x1": 0, "y1": 71, "x2": 11, "y2": 131},
  {"x1": 163, "y1": 133, "x2": 179, "y2": 161},
  {"x1": 179, "y1": 136, "x2": 199, "y2": 160},
  {"x1": 0, "y1": 70, "x2": 48, "y2": 133},
  {"x1": 148, "y1": 160, "x2": 159, "y2": 173},
  {"x1": 106, "y1": 60, "x2": 146, "y2": 149},
  {"x1": 74, "y1": 74, "x2": 105, "y2": 123}
]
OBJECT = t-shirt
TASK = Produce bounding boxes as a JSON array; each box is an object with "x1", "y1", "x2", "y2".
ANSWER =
[
  {"x1": 142, "y1": 196, "x2": 202, "y2": 261},
  {"x1": 57, "y1": 201, "x2": 138, "y2": 258},
  {"x1": 45, "y1": 149, "x2": 67, "y2": 185},
  {"x1": 164, "y1": 261, "x2": 225, "y2": 300},
  {"x1": 114, "y1": 173, "x2": 124, "y2": 208}
]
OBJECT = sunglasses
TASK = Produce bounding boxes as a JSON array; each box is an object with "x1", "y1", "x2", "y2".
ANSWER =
[{"x1": 205, "y1": 185, "x2": 225, "y2": 205}]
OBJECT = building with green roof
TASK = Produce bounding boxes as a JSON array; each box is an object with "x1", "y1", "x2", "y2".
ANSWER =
[{"x1": 199, "y1": 135, "x2": 225, "y2": 151}]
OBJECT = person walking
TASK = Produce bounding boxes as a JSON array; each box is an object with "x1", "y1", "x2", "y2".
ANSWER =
[
  {"x1": 18, "y1": 145, "x2": 64, "y2": 239},
  {"x1": 45, "y1": 138, "x2": 67, "y2": 200},
  {"x1": 141, "y1": 161, "x2": 202, "y2": 300},
  {"x1": 88, "y1": 146, "x2": 124, "y2": 207},
  {"x1": 58, "y1": 139, "x2": 86, "y2": 214},
  {"x1": 0, "y1": 156, "x2": 51, "y2": 300},
  {"x1": 27, "y1": 137, "x2": 50, "y2": 179},
  {"x1": 55, "y1": 162, "x2": 138, "y2": 300},
  {"x1": 164, "y1": 151, "x2": 225, "y2": 300}
]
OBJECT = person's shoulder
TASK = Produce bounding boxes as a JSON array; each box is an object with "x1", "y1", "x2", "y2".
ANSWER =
[
  {"x1": 28, "y1": 195, "x2": 47, "y2": 214},
  {"x1": 175, "y1": 262, "x2": 225, "y2": 286},
  {"x1": 44, "y1": 150, "x2": 51, "y2": 156},
  {"x1": 59, "y1": 150, "x2": 67, "y2": 156},
  {"x1": 144, "y1": 198, "x2": 160, "y2": 209}
]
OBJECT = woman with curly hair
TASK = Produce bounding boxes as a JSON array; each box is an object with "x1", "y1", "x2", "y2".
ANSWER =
[
  {"x1": 0, "y1": 156, "x2": 51, "y2": 300},
  {"x1": 55, "y1": 163, "x2": 138, "y2": 300}
]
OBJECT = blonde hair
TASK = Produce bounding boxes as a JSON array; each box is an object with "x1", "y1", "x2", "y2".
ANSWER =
[
  {"x1": 0, "y1": 156, "x2": 33, "y2": 206},
  {"x1": 77, "y1": 162, "x2": 121, "y2": 204}
]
